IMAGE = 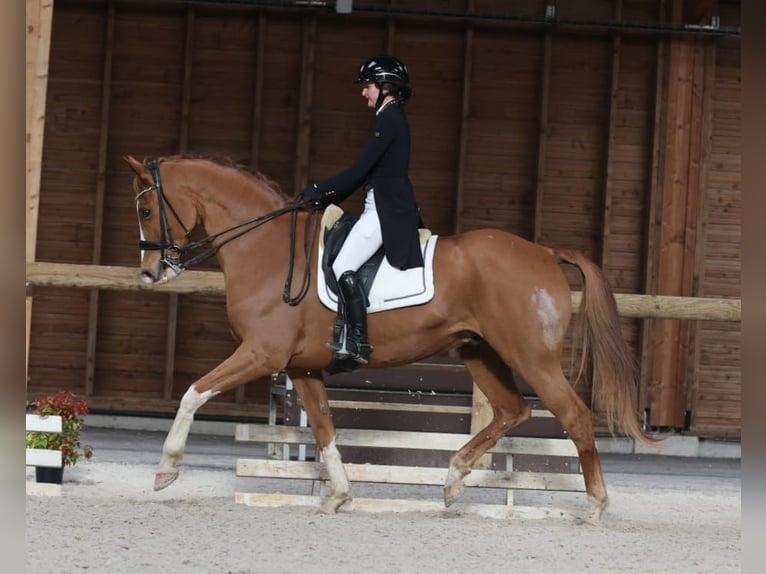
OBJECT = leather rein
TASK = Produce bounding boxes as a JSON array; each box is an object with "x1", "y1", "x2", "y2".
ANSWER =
[{"x1": 136, "y1": 159, "x2": 319, "y2": 305}]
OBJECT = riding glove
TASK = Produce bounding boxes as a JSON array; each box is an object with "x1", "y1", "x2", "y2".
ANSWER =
[{"x1": 297, "y1": 185, "x2": 333, "y2": 211}]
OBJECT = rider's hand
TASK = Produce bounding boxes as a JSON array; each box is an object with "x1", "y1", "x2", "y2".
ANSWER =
[{"x1": 296, "y1": 185, "x2": 330, "y2": 211}]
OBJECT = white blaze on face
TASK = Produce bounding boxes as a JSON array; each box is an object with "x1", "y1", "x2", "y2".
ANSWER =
[
  {"x1": 137, "y1": 218, "x2": 146, "y2": 262},
  {"x1": 531, "y1": 287, "x2": 564, "y2": 350},
  {"x1": 135, "y1": 195, "x2": 148, "y2": 263}
]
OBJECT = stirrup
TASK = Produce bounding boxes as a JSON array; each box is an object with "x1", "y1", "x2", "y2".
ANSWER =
[
  {"x1": 326, "y1": 324, "x2": 348, "y2": 355},
  {"x1": 344, "y1": 341, "x2": 372, "y2": 365}
]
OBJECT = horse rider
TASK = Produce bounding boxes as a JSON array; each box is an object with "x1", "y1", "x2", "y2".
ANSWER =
[{"x1": 298, "y1": 54, "x2": 424, "y2": 365}]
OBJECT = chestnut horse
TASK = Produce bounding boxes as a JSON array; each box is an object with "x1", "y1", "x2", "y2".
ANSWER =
[{"x1": 125, "y1": 154, "x2": 654, "y2": 522}]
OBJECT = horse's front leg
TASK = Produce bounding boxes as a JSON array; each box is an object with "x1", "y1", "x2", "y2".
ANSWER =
[
  {"x1": 289, "y1": 370, "x2": 352, "y2": 514},
  {"x1": 154, "y1": 344, "x2": 270, "y2": 491}
]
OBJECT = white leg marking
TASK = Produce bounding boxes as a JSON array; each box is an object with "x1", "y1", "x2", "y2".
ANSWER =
[
  {"x1": 317, "y1": 437, "x2": 353, "y2": 513},
  {"x1": 321, "y1": 438, "x2": 349, "y2": 495},
  {"x1": 531, "y1": 287, "x2": 564, "y2": 351},
  {"x1": 158, "y1": 386, "x2": 219, "y2": 472}
]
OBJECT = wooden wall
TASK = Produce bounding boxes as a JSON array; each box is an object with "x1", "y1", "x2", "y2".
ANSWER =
[{"x1": 27, "y1": 0, "x2": 741, "y2": 438}]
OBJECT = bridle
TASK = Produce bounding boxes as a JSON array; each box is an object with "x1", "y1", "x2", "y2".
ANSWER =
[{"x1": 135, "y1": 158, "x2": 319, "y2": 305}]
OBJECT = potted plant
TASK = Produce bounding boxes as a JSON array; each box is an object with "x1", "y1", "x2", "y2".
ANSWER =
[{"x1": 26, "y1": 390, "x2": 94, "y2": 484}]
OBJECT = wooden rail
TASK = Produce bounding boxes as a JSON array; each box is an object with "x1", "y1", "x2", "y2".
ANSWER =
[
  {"x1": 26, "y1": 261, "x2": 741, "y2": 322},
  {"x1": 235, "y1": 423, "x2": 584, "y2": 519}
]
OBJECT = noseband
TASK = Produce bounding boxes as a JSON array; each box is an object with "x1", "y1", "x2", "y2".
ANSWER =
[{"x1": 136, "y1": 159, "x2": 192, "y2": 274}]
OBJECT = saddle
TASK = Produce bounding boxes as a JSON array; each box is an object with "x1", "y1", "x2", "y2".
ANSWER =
[
  {"x1": 317, "y1": 206, "x2": 438, "y2": 375},
  {"x1": 321, "y1": 211, "x2": 385, "y2": 301}
]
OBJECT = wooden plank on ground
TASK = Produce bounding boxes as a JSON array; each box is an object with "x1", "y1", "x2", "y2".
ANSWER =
[
  {"x1": 236, "y1": 459, "x2": 586, "y2": 492},
  {"x1": 234, "y1": 492, "x2": 578, "y2": 520},
  {"x1": 327, "y1": 400, "x2": 555, "y2": 417},
  {"x1": 235, "y1": 424, "x2": 580, "y2": 457},
  {"x1": 26, "y1": 481, "x2": 61, "y2": 497}
]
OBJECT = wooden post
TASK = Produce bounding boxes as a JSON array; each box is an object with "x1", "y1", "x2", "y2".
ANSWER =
[
  {"x1": 85, "y1": 3, "x2": 115, "y2": 397},
  {"x1": 453, "y1": 11, "x2": 473, "y2": 234},
  {"x1": 451, "y1": 4, "x2": 492, "y2": 469},
  {"x1": 386, "y1": 18, "x2": 396, "y2": 54},
  {"x1": 293, "y1": 17, "x2": 316, "y2": 193},
  {"x1": 686, "y1": 40, "x2": 716, "y2": 415},
  {"x1": 600, "y1": 0, "x2": 622, "y2": 270},
  {"x1": 648, "y1": 0, "x2": 709, "y2": 428},
  {"x1": 639, "y1": 0, "x2": 668, "y2": 419},
  {"x1": 250, "y1": 14, "x2": 266, "y2": 169},
  {"x1": 162, "y1": 6, "x2": 196, "y2": 402},
  {"x1": 25, "y1": 0, "x2": 55, "y2": 385},
  {"x1": 532, "y1": 31, "x2": 552, "y2": 243}
]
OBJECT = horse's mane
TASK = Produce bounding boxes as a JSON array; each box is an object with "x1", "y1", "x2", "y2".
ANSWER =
[{"x1": 157, "y1": 153, "x2": 291, "y2": 201}]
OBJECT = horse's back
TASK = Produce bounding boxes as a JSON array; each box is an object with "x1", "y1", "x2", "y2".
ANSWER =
[
  {"x1": 437, "y1": 228, "x2": 559, "y2": 277},
  {"x1": 432, "y1": 228, "x2": 572, "y2": 314}
]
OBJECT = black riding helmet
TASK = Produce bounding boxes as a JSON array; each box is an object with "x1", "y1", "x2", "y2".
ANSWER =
[{"x1": 356, "y1": 55, "x2": 412, "y2": 109}]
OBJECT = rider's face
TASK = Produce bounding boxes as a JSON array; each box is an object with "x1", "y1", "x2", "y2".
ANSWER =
[{"x1": 361, "y1": 82, "x2": 381, "y2": 108}]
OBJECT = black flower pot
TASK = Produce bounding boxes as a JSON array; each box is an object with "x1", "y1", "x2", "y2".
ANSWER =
[{"x1": 36, "y1": 465, "x2": 64, "y2": 484}]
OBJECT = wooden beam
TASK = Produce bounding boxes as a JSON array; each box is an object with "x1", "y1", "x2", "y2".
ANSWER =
[
  {"x1": 649, "y1": 0, "x2": 708, "y2": 427},
  {"x1": 244, "y1": 13, "x2": 266, "y2": 410},
  {"x1": 25, "y1": 0, "x2": 54, "y2": 384},
  {"x1": 386, "y1": 18, "x2": 396, "y2": 53},
  {"x1": 639, "y1": 1, "x2": 668, "y2": 421},
  {"x1": 293, "y1": 16, "x2": 317, "y2": 193},
  {"x1": 250, "y1": 14, "x2": 266, "y2": 168},
  {"x1": 685, "y1": 39, "x2": 716, "y2": 422},
  {"x1": 236, "y1": 424, "x2": 580, "y2": 456},
  {"x1": 162, "y1": 5, "x2": 196, "y2": 402},
  {"x1": 178, "y1": 6, "x2": 194, "y2": 150},
  {"x1": 25, "y1": 262, "x2": 742, "y2": 322},
  {"x1": 453, "y1": 18, "x2": 473, "y2": 234},
  {"x1": 449, "y1": 5, "x2": 491, "y2": 470},
  {"x1": 600, "y1": 0, "x2": 622, "y2": 269},
  {"x1": 532, "y1": 32, "x2": 552, "y2": 243},
  {"x1": 85, "y1": 3, "x2": 115, "y2": 397}
]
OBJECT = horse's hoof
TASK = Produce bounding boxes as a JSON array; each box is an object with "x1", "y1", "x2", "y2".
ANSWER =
[
  {"x1": 153, "y1": 471, "x2": 179, "y2": 491},
  {"x1": 443, "y1": 485, "x2": 463, "y2": 508},
  {"x1": 318, "y1": 494, "x2": 352, "y2": 514},
  {"x1": 582, "y1": 496, "x2": 608, "y2": 524},
  {"x1": 318, "y1": 502, "x2": 338, "y2": 515},
  {"x1": 443, "y1": 466, "x2": 467, "y2": 507}
]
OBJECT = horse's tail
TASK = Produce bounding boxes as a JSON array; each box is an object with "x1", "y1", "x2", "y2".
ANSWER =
[{"x1": 555, "y1": 248, "x2": 659, "y2": 444}]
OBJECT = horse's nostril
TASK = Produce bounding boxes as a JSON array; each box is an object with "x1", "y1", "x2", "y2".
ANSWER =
[{"x1": 140, "y1": 270, "x2": 155, "y2": 284}]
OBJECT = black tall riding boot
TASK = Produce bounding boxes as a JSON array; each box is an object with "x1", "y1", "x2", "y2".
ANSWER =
[
  {"x1": 326, "y1": 299, "x2": 345, "y2": 353},
  {"x1": 334, "y1": 270, "x2": 372, "y2": 364}
]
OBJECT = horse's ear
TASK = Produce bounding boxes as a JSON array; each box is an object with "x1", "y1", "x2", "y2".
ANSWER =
[{"x1": 123, "y1": 155, "x2": 150, "y2": 180}]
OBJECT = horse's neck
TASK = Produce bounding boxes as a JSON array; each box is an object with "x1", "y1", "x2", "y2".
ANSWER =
[
  {"x1": 180, "y1": 165, "x2": 290, "y2": 271},
  {"x1": 175, "y1": 164, "x2": 285, "y2": 235}
]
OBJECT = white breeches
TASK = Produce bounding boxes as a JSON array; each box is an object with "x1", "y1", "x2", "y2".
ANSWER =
[{"x1": 332, "y1": 190, "x2": 383, "y2": 279}]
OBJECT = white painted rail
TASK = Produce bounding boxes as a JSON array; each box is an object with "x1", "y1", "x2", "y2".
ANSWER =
[{"x1": 25, "y1": 414, "x2": 63, "y2": 496}]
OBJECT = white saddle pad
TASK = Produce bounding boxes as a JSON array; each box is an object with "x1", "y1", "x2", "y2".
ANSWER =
[{"x1": 317, "y1": 205, "x2": 438, "y2": 314}]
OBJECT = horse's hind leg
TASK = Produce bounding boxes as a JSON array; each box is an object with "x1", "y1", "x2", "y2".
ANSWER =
[
  {"x1": 444, "y1": 343, "x2": 532, "y2": 507},
  {"x1": 518, "y1": 364, "x2": 608, "y2": 523},
  {"x1": 288, "y1": 370, "x2": 352, "y2": 514},
  {"x1": 154, "y1": 343, "x2": 270, "y2": 491}
]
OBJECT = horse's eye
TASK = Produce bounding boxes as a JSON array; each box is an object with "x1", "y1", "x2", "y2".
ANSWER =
[{"x1": 139, "y1": 208, "x2": 151, "y2": 219}]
